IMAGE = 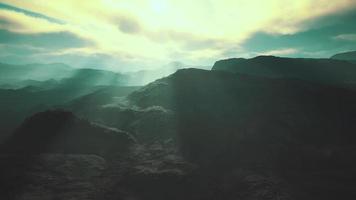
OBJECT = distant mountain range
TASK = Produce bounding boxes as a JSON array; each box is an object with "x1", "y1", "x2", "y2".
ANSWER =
[
  {"x1": 0, "y1": 61, "x2": 203, "y2": 137},
  {"x1": 0, "y1": 63, "x2": 70, "y2": 87},
  {"x1": 0, "y1": 62, "x2": 129, "y2": 89},
  {"x1": 0, "y1": 61, "x2": 205, "y2": 90}
]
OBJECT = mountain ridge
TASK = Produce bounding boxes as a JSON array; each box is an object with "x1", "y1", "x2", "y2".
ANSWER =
[
  {"x1": 331, "y1": 50, "x2": 356, "y2": 61},
  {"x1": 212, "y1": 56, "x2": 356, "y2": 87}
]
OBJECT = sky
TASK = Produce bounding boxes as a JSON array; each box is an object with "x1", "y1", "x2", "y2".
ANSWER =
[{"x1": 0, "y1": 0, "x2": 356, "y2": 71}]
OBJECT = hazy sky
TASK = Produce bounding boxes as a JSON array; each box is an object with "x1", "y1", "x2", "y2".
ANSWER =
[{"x1": 1, "y1": 0, "x2": 356, "y2": 71}]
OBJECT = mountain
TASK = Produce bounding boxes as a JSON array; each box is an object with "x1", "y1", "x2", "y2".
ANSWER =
[
  {"x1": 0, "y1": 62, "x2": 131, "y2": 89},
  {"x1": 0, "y1": 62, "x2": 72, "y2": 87},
  {"x1": 126, "y1": 61, "x2": 209, "y2": 85},
  {"x1": 61, "y1": 85, "x2": 177, "y2": 143},
  {"x1": 59, "y1": 68, "x2": 128, "y2": 87},
  {"x1": 127, "y1": 68, "x2": 356, "y2": 199},
  {"x1": 2, "y1": 64, "x2": 356, "y2": 199},
  {"x1": 1, "y1": 110, "x2": 135, "y2": 156},
  {"x1": 212, "y1": 56, "x2": 356, "y2": 86},
  {"x1": 0, "y1": 61, "x2": 208, "y2": 89},
  {"x1": 64, "y1": 86, "x2": 140, "y2": 111},
  {"x1": 0, "y1": 83, "x2": 104, "y2": 139},
  {"x1": 129, "y1": 68, "x2": 356, "y2": 168},
  {"x1": 0, "y1": 65, "x2": 133, "y2": 138},
  {"x1": 331, "y1": 50, "x2": 356, "y2": 62}
]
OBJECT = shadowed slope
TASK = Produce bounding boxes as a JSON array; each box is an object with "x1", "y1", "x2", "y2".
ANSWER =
[
  {"x1": 1, "y1": 110, "x2": 136, "y2": 157},
  {"x1": 128, "y1": 68, "x2": 356, "y2": 199},
  {"x1": 129, "y1": 68, "x2": 356, "y2": 168}
]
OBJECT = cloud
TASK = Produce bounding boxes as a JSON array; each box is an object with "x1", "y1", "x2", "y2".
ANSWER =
[
  {"x1": 1, "y1": 0, "x2": 356, "y2": 69},
  {"x1": 116, "y1": 16, "x2": 142, "y2": 34},
  {"x1": 260, "y1": 48, "x2": 299, "y2": 56},
  {"x1": 144, "y1": 30, "x2": 231, "y2": 52},
  {"x1": 0, "y1": 9, "x2": 66, "y2": 33},
  {"x1": 0, "y1": 2, "x2": 64, "y2": 24},
  {"x1": 334, "y1": 34, "x2": 356, "y2": 41},
  {"x1": 0, "y1": 16, "x2": 22, "y2": 30},
  {"x1": 241, "y1": 10, "x2": 356, "y2": 58},
  {"x1": 0, "y1": 45, "x2": 133, "y2": 70},
  {"x1": 0, "y1": 28, "x2": 93, "y2": 50}
]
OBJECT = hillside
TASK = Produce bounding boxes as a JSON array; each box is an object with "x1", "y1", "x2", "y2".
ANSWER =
[
  {"x1": 126, "y1": 68, "x2": 356, "y2": 199},
  {"x1": 212, "y1": 56, "x2": 356, "y2": 86},
  {"x1": 1, "y1": 110, "x2": 135, "y2": 156},
  {"x1": 0, "y1": 64, "x2": 134, "y2": 138},
  {"x1": 129, "y1": 68, "x2": 356, "y2": 167}
]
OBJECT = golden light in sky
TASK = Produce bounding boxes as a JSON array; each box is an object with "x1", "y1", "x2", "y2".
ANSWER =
[{"x1": 1, "y1": 0, "x2": 356, "y2": 70}]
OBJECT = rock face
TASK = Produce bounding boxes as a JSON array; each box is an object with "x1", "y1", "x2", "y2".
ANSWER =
[
  {"x1": 1, "y1": 110, "x2": 136, "y2": 157},
  {"x1": 331, "y1": 50, "x2": 356, "y2": 62},
  {"x1": 129, "y1": 68, "x2": 356, "y2": 169},
  {"x1": 212, "y1": 56, "x2": 356, "y2": 86}
]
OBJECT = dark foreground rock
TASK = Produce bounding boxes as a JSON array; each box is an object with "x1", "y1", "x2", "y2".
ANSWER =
[
  {"x1": 98, "y1": 143, "x2": 295, "y2": 200},
  {"x1": 1, "y1": 142, "x2": 355, "y2": 199},
  {"x1": 0, "y1": 154, "x2": 107, "y2": 200}
]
